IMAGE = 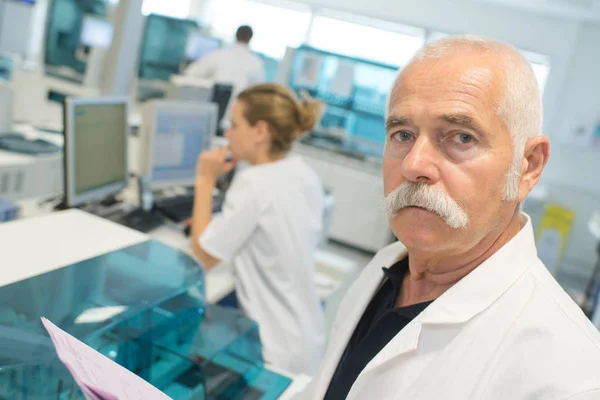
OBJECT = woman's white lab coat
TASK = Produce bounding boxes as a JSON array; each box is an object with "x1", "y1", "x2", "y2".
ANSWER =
[{"x1": 300, "y1": 215, "x2": 600, "y2": 400}]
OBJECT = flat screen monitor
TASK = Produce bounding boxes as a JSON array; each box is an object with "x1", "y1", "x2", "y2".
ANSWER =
[
  {"x1": 184, "y1": 32, "x2": 221, "y2": 61},
  {"x1": 80, "y1": 16, "x2": 114, "y2": 49},
  {"x1": 64, "y1": 97, "x2": 129, "y2": 207},
  {"x1": 139, "y1": 100, "x2": 217, "y2": 189}
]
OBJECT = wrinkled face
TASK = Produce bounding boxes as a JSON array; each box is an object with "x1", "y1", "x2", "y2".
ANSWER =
[
  {"x1": 225, "y1": 100, "x2": 260, "y2": 162},
  {"x1": 383, "y1": 52, "x2": 517, "y2": 255}
]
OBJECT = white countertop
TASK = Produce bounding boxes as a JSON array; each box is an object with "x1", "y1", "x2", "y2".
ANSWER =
[
  {"x1": 0, "y1": 209, "x2": 148, "y2": 287},
  {"x1": 13, "y1": 199, "x2": 237, "y2": 304}
]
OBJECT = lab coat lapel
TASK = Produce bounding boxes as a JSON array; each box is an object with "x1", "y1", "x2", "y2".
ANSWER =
[
  {"x1": 312, "y1": 242, "x2": 407, "y2": 400},
  {"x1": 349, "y1": 214, "x2": 539, "y2": 397}
]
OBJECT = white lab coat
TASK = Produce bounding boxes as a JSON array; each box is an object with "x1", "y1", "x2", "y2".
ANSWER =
[
  {"x1": 300, "y1": 214, "x2": 600, "y2": 400},
  {"x1": 184, "y1": 43, "x2": 265, "y2": 125},
  {"x1": 200, "y1": 156, "x2": 326, "y2": 376}
]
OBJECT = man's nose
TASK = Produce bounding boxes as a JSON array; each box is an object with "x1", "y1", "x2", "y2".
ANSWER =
[{"x1": 402, "y1": 137, "x2": 441, "y2": 184}]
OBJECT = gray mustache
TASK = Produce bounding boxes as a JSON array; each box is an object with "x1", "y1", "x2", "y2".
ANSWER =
[{"x1": 382, "y1": 182, "x2": 469, "y2": 229}]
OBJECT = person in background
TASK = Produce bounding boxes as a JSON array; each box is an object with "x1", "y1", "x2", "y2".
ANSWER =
[
  {"x1": 184, "y1": 25, "x2": 265, "y2": 126},
  {"x1": 190, "y1": 83, "x2": 326, "y2": 376},
  {"x1": 299, "y1": 35, "x2": 600, "y2": 399}
]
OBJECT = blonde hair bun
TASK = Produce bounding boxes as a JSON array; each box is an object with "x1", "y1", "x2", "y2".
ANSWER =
[
  {"x1": 237, "y1": 83, "x2": 325, "y2": 154},
  {"x1": 296, "y1": 90, "x2": 325, "y2": 137}
]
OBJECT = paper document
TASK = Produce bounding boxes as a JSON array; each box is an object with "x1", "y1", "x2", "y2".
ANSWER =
[{"x1": 41, "y1": 317, "x2": 171, "y2": 400}]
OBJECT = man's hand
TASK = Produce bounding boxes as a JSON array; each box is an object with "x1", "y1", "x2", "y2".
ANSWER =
[{"x1": 197, "y1": 146, "x2": 236, "y2": 181}]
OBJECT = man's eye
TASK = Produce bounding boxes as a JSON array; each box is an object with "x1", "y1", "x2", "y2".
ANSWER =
[
  {"x1": 393, "y1": 131, "x2": 414, "y2": 142},
  {"x1": 454, "y1": 133, "x2": 474, "y2": 144}
]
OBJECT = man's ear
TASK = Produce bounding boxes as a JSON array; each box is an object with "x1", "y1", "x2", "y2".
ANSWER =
[{"x1": 518, "y1": 136, "x2": 550, "y2": 202}]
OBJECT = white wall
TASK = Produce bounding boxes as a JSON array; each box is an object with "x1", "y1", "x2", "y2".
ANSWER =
[{"x1": 542, "y1": 23, "x2": 600, "y2": 195}]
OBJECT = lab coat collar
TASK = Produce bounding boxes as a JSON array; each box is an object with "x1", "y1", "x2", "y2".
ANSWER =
[
  {"x1": 419, "y1": 213, "x2": 537, "y2": 324},
  {"x1": 314, "y1": 241, "x2": 407, "y2": 396},
  {"x1": 360, "y1": 214, "x2": 539, "y2": 375}
]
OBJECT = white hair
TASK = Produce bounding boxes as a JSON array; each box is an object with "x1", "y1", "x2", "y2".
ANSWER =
[{"x1": 388, "y1": 35, "x2": 543, "y2": 201}]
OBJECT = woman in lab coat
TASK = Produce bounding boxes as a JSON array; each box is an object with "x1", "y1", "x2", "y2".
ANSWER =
[{"x1": 190, "y1": 83, "x2": 326, "y2": 376}]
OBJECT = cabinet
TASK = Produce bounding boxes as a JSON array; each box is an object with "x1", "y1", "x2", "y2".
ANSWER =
[{"x1": 294, "y1": 144, "x2": 394, "y2": 253}]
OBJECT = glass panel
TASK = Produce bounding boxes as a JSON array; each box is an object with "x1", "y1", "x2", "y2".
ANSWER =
[
  {"x1": 0, "y1": 240, "x2": 204, "y2": 341},
  {"x1": 289, "y1": 46, "x2": 398, "y2": 148},
  {"x1": 0, "y1": 240, "x2": 291, "y2": 398}
]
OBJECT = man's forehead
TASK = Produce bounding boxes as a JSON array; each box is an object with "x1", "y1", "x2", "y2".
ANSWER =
[{"x1": 388, "y1": 53, "x2": 504, "y2": 111}]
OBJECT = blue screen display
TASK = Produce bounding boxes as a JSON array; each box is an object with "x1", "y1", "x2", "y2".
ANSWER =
[{"x1": 151, "y1": 109, "x2": 213, "y2": 184}]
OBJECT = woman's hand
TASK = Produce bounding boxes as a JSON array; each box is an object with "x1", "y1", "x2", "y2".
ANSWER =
[{"x1": 197, "y1": 146, "x2": 236, "y2": 181}]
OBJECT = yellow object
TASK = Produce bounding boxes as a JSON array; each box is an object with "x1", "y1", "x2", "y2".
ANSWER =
[{"x1": 535, "y1": 204, "x2": 575, "y2": 274}]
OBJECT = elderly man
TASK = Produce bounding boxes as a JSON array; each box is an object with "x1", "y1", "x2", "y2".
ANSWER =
[{"x1": 301, "y1": 36, "x2": 600, "y2": 399}]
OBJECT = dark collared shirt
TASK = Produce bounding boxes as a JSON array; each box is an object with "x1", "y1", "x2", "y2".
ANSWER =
[{"x1": 324, "y1": 257, "x2": 432, "y2": 400}]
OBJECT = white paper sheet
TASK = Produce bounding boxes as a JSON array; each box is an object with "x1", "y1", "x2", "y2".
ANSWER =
[{"x1": 41, "y1": 317, "x2": 171, "y2": 400}]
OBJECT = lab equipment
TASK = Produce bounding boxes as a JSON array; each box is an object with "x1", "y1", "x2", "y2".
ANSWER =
[
  {"x1": 0, "y1": 219, "x2": 292, "y2": 399},
  {"x1": 168, "y1": 75, "x2": 213, "y2": 103},
  {"x1": 0, "y1": 133, "x2": 62, "y2": 154},
  {"x1": 63, "y1": 96, "x2": 129, "y2": 207},
  {"x1": 44, "y1": 0, "x2": 110, "y2": 77},
  {"x1": 138, "y1": 100, "x2": 217, "y2": 189},
  {"x1": 184, "y1": 31, "x2": 221, "y2": 61},
  {"x1": 138, "y1": 14, "x2": 198, "y2": 81},
  {"x1": 0, "y1": 56, "x2": 14, "y2": 82},
  {"x1": 80, "y1": 15, "x2": 113, "y2": 49},
  {"x1": 287, "y1": 45, "x2": 398, "y2": 147},
  {"x1": 0, "y1": 80, "x2": 12, "y2": 133},
  {"x1": 0, "y1": 0, "x2": 35, "y2": 58},
  {"x1": 0, "y1": 146, "x2": 62, "y2": 202},
  {"x1": 211, "y1": 83, "x2": 233, "y2": 136},
  {"x1": 0, "y1": 198, "x2": 18, "y2": 222},
  {"x1": 258, "y1": 52, "x2": 280, "y2": 82}
]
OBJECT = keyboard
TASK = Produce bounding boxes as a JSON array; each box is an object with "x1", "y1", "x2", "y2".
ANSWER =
[
  {"x1": 0, "y1": 134, "x2": 62, "y2": 154},
  {"x1": 155, "y1": 194, "x2": 224, "y2": 223},
  {"x1": 109, "y1": 208, "x2": 165, "y2": 233}
]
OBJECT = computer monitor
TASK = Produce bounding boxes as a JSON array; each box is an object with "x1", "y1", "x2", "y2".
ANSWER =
[
  {"x1": 167, "y1": 75, "x2": 213, "y2": 103},
  {"x1": 211, "y1": 83, "x2": 233, "y2": 136},
  {"x1": 63, "y1": 97, "x2": 129, "y2": 207},
  {"x1": 80, "y1": 16, "x2": 114, "y2": 49},
  {"x1": 184, "y1": 32, "x2": 221, "y2": 61},
  {"x1": 139, "y1": 100, "x2": 217, "y2": 189}
]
